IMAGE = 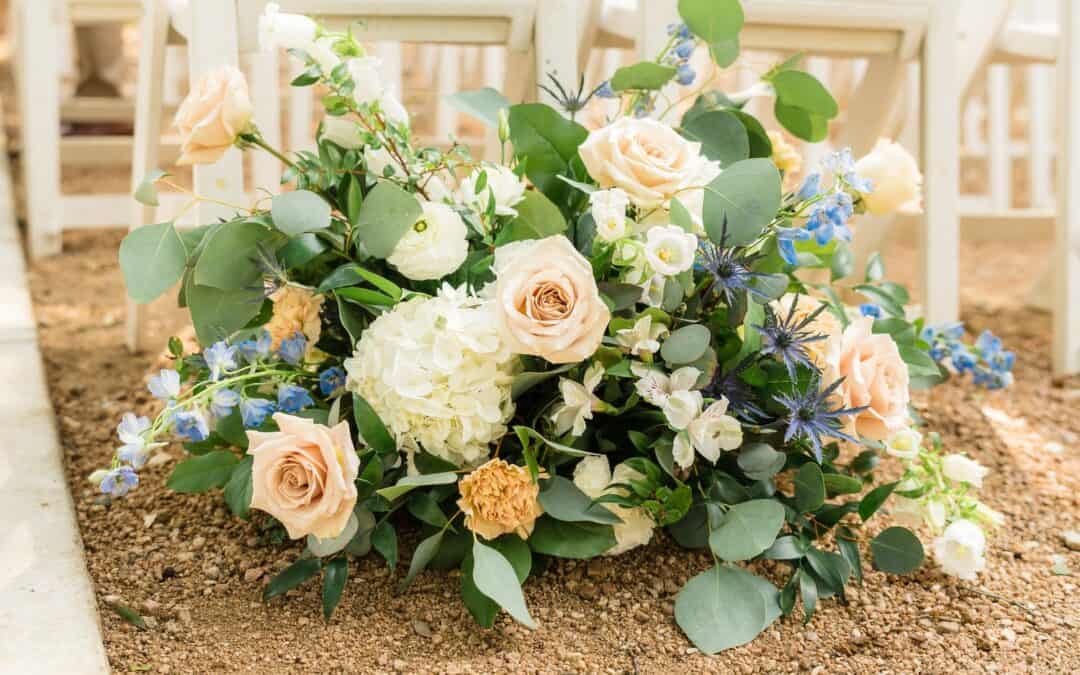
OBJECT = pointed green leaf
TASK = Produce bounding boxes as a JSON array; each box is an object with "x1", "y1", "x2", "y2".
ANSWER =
[
  {"x1": 471, "y1": 539, "x2": 536, "y2": 628},
  {"x1": 322, "y1": 557, "x2": 348, "y2": 620}
]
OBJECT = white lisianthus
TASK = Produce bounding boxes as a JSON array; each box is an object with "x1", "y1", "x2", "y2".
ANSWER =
[
  {"x1": 459, "y1": 163, "x2": 526, "y2": 217},
  {"x1": 644, "y1": 225, "x2": 698, "y2": 276},
  {"x1": 590, "y1": 188, "x2": 630, "y2": 242},
  {"x1": 572, "y1": 456, "x2": 655, "y2": 555},
  {"x1": 631, "y1": 363, "x2": 699, "y2": 407},
  {"x1": 347, "y1": 57, "x2": 409, "y2": 126},
  {"x1": 344, "y1": 285, "x2": 518, "y2": 467},
  {"x1": 933, "y1": 519, "x2": 987, "y2": 580},
  {"x1": 942, "y1": 453, "x2": 989, "y2": 488},
  {"x1": 550, "y1": 363, "x2": 607, "y2": 437},
  {"x1": 854, "y1": 139, "x2": 923, "y2": 215},
  {"x1": 320, "y1": 117, "x2": 363, "y2": 149},
  {"x1": 615, "y1": 315, "x2": 669, "y2": 357},
  {"x1": 884, "y1": 428, "x2": 923, "y2": 460},
  {"x1": 386, "y1": 202, "x2": 468, "y2": 280}
]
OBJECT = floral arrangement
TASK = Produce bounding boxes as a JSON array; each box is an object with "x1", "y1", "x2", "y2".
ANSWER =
[{"x1": 105, "y1": 1, "x2": 1012, "y2": 652}]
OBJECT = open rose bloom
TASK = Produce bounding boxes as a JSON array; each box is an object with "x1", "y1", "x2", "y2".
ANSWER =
[{"x1": 173, "y1": 65, "x2": 253, "y2": 165}]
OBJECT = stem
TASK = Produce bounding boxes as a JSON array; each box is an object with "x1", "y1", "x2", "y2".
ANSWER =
[{"x1": 249, "y1": 135, "x2": 297, "y2": 169}]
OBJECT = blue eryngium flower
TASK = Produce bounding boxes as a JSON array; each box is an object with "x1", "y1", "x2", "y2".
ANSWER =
[
  {"x1": 277, "y1": 385, "x2": 314, "y2": 414},
  {"x1": 279, "y1": 332, "x2": 307, "y2": 365},
  {"x1": 698, "y1": 224, "x2": 771, "y2": 306},
  {"x1": 240, "y1": 397, "x2": 275, "y2": 428},
  {"x1": 706, "y1": 355, "x2": 767, "y2": 422},
  {"x1": 319, "y1": 367, "x2": 346, "y2": 396},
  {"x1": 754, "y1": 295, "x2": 831, "y2": 380},
  {"x1": 774, "y1": 377, "x2": 865, "y2": 462},
  {"x1": 100, "y1": 466, "x2": 139, "y2": 497},
  {"x1": 174, "y1": 410, "x2": 210, "y2": 442},
  {"x1": 203, "y1": 341, "x2": 238, "y2": 381}
]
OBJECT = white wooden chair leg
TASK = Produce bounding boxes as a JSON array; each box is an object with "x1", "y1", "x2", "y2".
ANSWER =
[
  {"x1": 18, "y1": 0, "x2": 62, "y2": 258},
  {"x1": 987, "y1": 65, "x2": 1012, "y2": 211},
  {"x1": 435, "y1": 46, "x2": 461, "y2": 141},
  {"x1": 535, "y1": 0, "x2": 579, "y2": 109},
  {"x1": 187, "y1": 0, "x2": 246, "y2": 224},
  {"x1": 1054, "y1": 0, "x2": 1080, "y2": 376},
  {"x1": 287, "y1": 60, "x2": 313, "y2": 154},
  {"x1": 920, "y1": 1, "x2": 959, "y2": 325},
  {"x1": 482, "y1": 45, "x2": 505, "y2": 160},
  {"x1": 839, "y1": 54, "x2": 905, "y2": 157},
  {"x1": 126, "y1": 0, "x2": 171, "y2": 353},
  {"x1": 248, "y1": 49, "x2": 282, "y2": 195}
]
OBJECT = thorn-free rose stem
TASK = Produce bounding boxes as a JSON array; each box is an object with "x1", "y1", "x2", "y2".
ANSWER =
[{"x1": 246, "y1": 133, "x2": 297, "y2": 170}]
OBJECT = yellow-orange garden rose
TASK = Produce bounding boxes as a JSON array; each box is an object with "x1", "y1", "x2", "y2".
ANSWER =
[
  {"x1": 825, "y1": 317, "x2": 910, "y2": 441},
  {"x1": 246, "y1": 413, "x2": 359, "y2": 540},
  {"x1": 579, "y1": 117, "x2": 719, "y2": 209},
  {"x1": 266, "y1": 285, "x2": 324, "y2": 351},
  {"x1": 174, "y1": 65, "x2": 253, "y2": 165},
  {"x1": 457, "y1": 458, "x2": 543, "y2": 540},
  {"x1": 493, "y1": 235, "x2": 610, "y2": 364},
  {"x1": 773, "y1": 293, "x2": 842, "y2": 369}
]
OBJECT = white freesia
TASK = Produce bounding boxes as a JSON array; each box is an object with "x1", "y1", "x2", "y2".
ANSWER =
[
  {"x1": 459, "y1": 163, "x2": 526, "y2": 217},
  {"x1": 884, "y1": 428, "x2": 922, "y2": 460},
  {"x1": 551, "y1": 363, "x2": 606, "y2": 437},
  {"x1": 933, "y1": 519, "x2": 987, "y2": 580},
  {"x1": 854, "y1": 139, "x2": 923, "y2": 215},
  {"x1": 942, "y1": 453, "x2": 989, "y2": 488},
  {"x1": 387, "y1": 202, "x2": 469, "y2": 280},
  {"x1": 631, "y1": 363, "x2": 699, "y2": 407},
  {"x1": 590, "y1": 188, "x2": 630, "y2": 242},
  {"x1": 344, "y1": 285, "x2": 517, "y2": 467},
  {"x1": 643, "y1": 225, "x2": 698, "y2": 276},
  {"x1": 572, "y1": 456, "x2": 655, "y2": 555},
  {"x1": 615, "y1": 315, "x2": 669, "y2": 357}
]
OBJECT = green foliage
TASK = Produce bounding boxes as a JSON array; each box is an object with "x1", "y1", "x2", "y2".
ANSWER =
[
  {"x1": 538, "y1": 476, "x2": 622, "y2": 524},
  {"x1": 610, "y1": 62, "x2": 677, "y2": 91},
  {"x1": 871, "y1": 527, "x2": 925, "y2": 574},
  {"x1": 508, "y1": 104, "x2": 588, "y2": 205},
  {"x1": 120, "y1": 222, "x2": 188, "y2": 304},
  {"x1": 661, "y1": 324, "x2": 712, "y2": 364},
  {"x1": 223, "y1": 455, "x2": 254, "y2": 519},
  {"x1": 703, "y1": 159, "x2": 782, "y2": 246},
  {"x1": 674, "y1": 565, "x2": 768, "y2": 654},
  {"x1": 271, "y1": 190, "x2": 332, "y2": 236},
  {"x1": 495, "y1": 190, "x2": 568, "y2": 244},
  {"x1": 471, "y1": 539, "x2": 536, "y2": 628},
  {"x1": 794, "y1": 462, "x2": 826, "y2": 513},
  {"x1": 167, "y1": 451, "x2": 239, "y2": 493},
  {"x1": 353, "y1": 395, "x2": 397, "y2": 455},
  {"x1": 264, "y1": 558, "x2": 322, "y2": 601},
  {"x1": 354, "y1": 182, "x2": 423, "y2": 258},
  {"x1": 445, "y1": 87, "x2": 510, "y2": 128},
  {"x1": 680, "y1": 110, "x2": 750, "y2": 167},
  {"x1": 708, "y1": 500, "x2": 786, "y2": 561},
  {"x1": 528, "y1": 517, "x2": 616, "y2": 558},
  {"x1": 193, "y1": 221, "x2": 277, "y2": 290},
  {"x1": 322, "y1": 558, "x2": 349, "y2": 620},
  {"x1": 376, "y1": 472, "x2": 458, "y2": 502},
  {"x1": 768, "y1": 70, "x2": 838, "y2": 142}
]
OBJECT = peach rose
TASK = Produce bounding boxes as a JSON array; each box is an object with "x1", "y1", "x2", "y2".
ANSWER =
[
  {"x1": 266, "y1": 285, "x2": 324, "y2": 351},
  {"x1": 174, "y1": 66, "x2": 253, "y2": 165},
  {"x1": 493, "y1": 235, "x2": 610, "y2": 364},
  {"x1": 579, "y1": 117, "x2": 719, "y2": 210},
  {"x1": 457, "y1": 458, "x2": 543, "y2": 540},
  {"x1": 825, "y1": 317, "x2": 910, "y2": 441},
  {"x1": 246, "y1": 413, "x2": 359, "y2": 540}
]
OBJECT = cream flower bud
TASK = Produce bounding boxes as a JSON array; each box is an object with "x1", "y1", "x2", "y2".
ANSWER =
[
  {"x1": 459, "y1": 163, "x2": 526, "y2": 217},
  {"x1": 320, "y1": 117, "x2": 363, "y2": 149},
  {"x1": 854, "y1": 139, "x2": 923, "y2": 215},
  {"x1": 942, "y1": 453, "x2": 989, "y2": 488},
  {"x1": 590, "y1": 188, "x2": 630, "y2": 242}
]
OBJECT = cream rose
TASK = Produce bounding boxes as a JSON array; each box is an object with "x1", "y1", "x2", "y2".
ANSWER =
[
  {"x1": 854, "y1": 139, "x2": 923, "y2": 215},
  {"x1": 386, "y1": 201, "x2": 469, "y2": 280},
  {"x1": 246, "y1": 413, "x2": 360, "y2": 540},
  {"x1": 493, "y1": 235, "x2": 610, "y2": 364},
  {"x1": 579, "y1": 117, "x2": 720, "y2": 210},
  {"x1": 825, "y1": 317, "x2": 910, "y2": 441},
  {"x1": 174, "y1": 66, "x2": 253, "y2": 165}
]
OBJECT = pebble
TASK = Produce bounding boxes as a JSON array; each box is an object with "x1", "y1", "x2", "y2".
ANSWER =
[
  {"x1": 938, "y1": 621, "x2": 961, "y2": 634},
  {"x1": 191, "y1": 536, "x2": 206, "y2": 551},
  {"x1": 1043, "y1": 441, "x2": 1064, "y2": 455},
  {"x1": 140, "y1": 599, "x2": 162, "y2": 616},
  {"x1": 203, "y1": 565, "x2": 221, "y2": 580},
  {"x1": 244, "y1": 567, "x2": 265, "y2": 583},
  {"x1": 1062, "y1": 530, "x2": 1080, "y2": 552},
  {"x1": 412, "y1": 620, "x2": 433, "y2": 638}
]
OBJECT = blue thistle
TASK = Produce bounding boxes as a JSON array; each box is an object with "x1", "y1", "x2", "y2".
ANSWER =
[
  {"x1": 774, "y1": 377, "x2": 865, "y2": 462},
  {"x1": 705, "y1": 355, "x2": 767, "y2": 422},
  {"x1": 698, "y1": 222, "x2": 771, "y2": 305},
  {"x1": 754, "y1": 294, "x2": 830, "y2": 380}
]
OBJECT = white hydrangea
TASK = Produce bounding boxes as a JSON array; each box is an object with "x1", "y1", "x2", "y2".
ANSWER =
[
  {"x1": 344, "y1": 285, "x2": 518, "y2": 467},
  {"x1": 572, "y1": 456, "x2": 655, "y2": 555}
]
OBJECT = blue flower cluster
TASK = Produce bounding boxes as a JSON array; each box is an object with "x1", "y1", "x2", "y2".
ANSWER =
[
  {"x1": 596, "y1": 22, "x2": 697, "y2": 100},
  {"x1": 922, "y1": 323, "x2": 1015, "y2": 390}
]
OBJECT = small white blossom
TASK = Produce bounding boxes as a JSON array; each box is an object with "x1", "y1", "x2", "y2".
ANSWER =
[
  {"x1": 884, "y1": 428, "x2": 922, "y2": 460},
  {"x1": 572, "y1": 456, "x2": 655, "y2": 555},
  {"x1": 631, "y1": 363, "x2": 699, "y2": 407},
  {"x1": 458, "y1": 163, "x2": 526, "y2": 217},
  {"x1": 663, "y1": 390, "x2": 704, "y2": 431},
  {"x1": 942, "y1": 454, "x2": 989, "y2": 488},
  {"x1": 551, "y1": 363, "x2": 606, "y2": 437},
  {"x1": 686, "y1": 397, "x2": 743, "y2": 463},
  {"x1": 643, "y1": 225, "x2": 698, "y2": 276},
  {"x1": 590, "y1": 188, "x2": 630, "y2": 242},
  {"x1": 615, "y1": 315, "x2": 669, "y2": 357},
  {"x1": 934, "y1": 519, "x2": 987, "y2": 580},
  {"x1": 639, "y1": 274, "x2": 667, "y2": 308}
]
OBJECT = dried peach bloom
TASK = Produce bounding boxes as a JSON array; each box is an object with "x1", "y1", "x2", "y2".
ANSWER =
[
  {"x1": 457, "y1": 458, "x2": 543, "y2": 540},
  {"x1": 266, "y1": 285, "x2": 324, "y2": 351}
]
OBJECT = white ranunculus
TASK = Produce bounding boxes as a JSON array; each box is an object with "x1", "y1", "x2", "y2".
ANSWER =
[
  {"x1": 459, "y1": 163, "x2": 526, "y2": 217},
  {"x1": 572, "y1": 457, "x2": 655, "y2": 555},
  {"x1": 934, "y1": 519, "x2": 987, "y2": 580},
  {"x1": 942, "y1": 453, "x2": 989, "y2": 488},
  {"x1": 386, "y1": 202, "x2": 469, "y2": 280},
  {"x1": 854, "y1": 139, "x2": 923, "y2": 215},
  {"x1": 884, "y1": 428, "x2": 923, "y2": 460},
  {"x1": 686, "y1": 397, "x2": 743, "y2": 463},
  {"x1": 590, "y1": 188, "x2": 630, "y2": 242},
  {"x1": 644, "y1": 225, "x2": 698, "y2": 276},
  {"x1": 320, "y1": 117, "x2": 363, "y2": 149},
  {"x1": 344, "y1": 285, "x2": 517, "y2": 467},
  {"x1": 551, "y1": 363, "x2": 605, "y2": 437},
  {"x1": 573, "y1": 455, "x2": 612, "y2": 498},
  {"x1": 615, "y1": 315, "x2": 669, "y2": 357},
  {"x1": 662, "y1": 389, "x2": 703, "y2": 431}
]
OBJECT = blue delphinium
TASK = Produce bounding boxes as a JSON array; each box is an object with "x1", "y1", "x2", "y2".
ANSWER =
[
  {"x1": 147, "y1": 369, "x2": 180, "y2": 400},
  {"x1": 210, "y1": 388, "x2": 241, "y2": 419},
  {"x1": 675, "y1": 63, "x2": 696, "y2": 86},
  {"x1": 859, "y1": 303, "x2": 882, "y2": 319},
  {"x1": 236, "y1": 331, "x2": 272, "y2": 363},
  {"x1": 116, "y1": 413, "x2": 151, "y2": 468},
  {"x1": 674, "y1": 40, "x2": 695, "y2": 60},
  {"x1": 319, "y1": 367, "x2": 346, "y2": 396},
  {"x1": 804, "y1": 190, "x2": 854, "y2": 246},
  {"x1": 774, "y1": 377, "x2": 865, "y2": 462},
  {"x1": 240, "y1": 397, "x2": 276, "y2": 428},
  {"x1": 279, "y1": 332, "x2": 307, "y2": 365},
  {"x1": 922, "y1": 323, "x2": 1014, "y2": 389},
  {"x1": 203, "y1": 341, "x2": 238, "y2": 381},
  {"x1": 100, "y1": 466, "x2": 139, "y2": 497},
  {"x1": 797, "y1": 173, "x2": 822, "y2": 201},
  {"x1": 174, "y1": 409, "x2": 210, "y2": 442},
  {"x1": 278, "y1": 384, "x2": 314, "y2": 414},
  {"x1": 775, "y1": 225, "x2": 812, "y2": 266},
  {"x1": 668, "y1": 22, "x2": 692, "y2": 39},
  {"x1": 754, "y1": 295, "x2": 831, "y2": 379}
]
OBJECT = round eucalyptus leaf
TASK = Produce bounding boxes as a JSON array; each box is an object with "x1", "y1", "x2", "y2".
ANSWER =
[
  {"x1": 661, "y1": 324, "x2": 711, "y2": 364},
  {"x1": 871, "y1": 526, "x2": 925, "y2": 575},
  {"x1": 708, "y1": 499, "x2": 786, "y2": 561},
  {"x1": 674, "y1": 565, "x2": 767, "y2": 654},
  {"x1": 307, "y1": 512, "x2": 359, "y2": 557}
]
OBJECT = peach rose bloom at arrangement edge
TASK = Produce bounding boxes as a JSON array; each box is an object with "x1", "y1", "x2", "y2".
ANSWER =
[
  {"x1": 825, "y1": 317, "x2": 911, "y2": 441},
  {"x1": 493, "y1": 235, "x2": 611, "y2": 364},
  {"x1": 246, "y1": 413, "x2": 359, "y2": 540},
  {"x1": 174, "y1": 65, "x2": 254, "y2": 165}
]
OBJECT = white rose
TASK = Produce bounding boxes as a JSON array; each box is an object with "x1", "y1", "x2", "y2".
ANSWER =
[
  {"x1": 579, "y1": 117, "x2": 720, "y2": 209},
  {"x1": 459, "y1": 163, "x2": 526, "y2": 217},
  {"x1": 258, "y1": 3, "x2": 317, "y2": 53},
  {"x1": 933, "y1": 519, "x2": 987, "y2": 580},
  {"x1": 321, "y1": 117, "x2": 363, "y2": 149},
  {"x1": 686, "y1": 398, "x2": 743, "y2": 462},
  {"x1": 590, "y1": 188, "x2": 630, "y2": 242},
  {"x1": 662, "y1": 389, "x2": 703, "y2": 431},
  {"x1": 884, "y1": 428, "x2": 923, "y2": 460},
  {"x1": 942, "y1": 454, "x2": 989, "y2": 488},
  {"x1": 854, "y1": 139, "x2": 923, "y2": 215},
  {"x1": 644, "y1": 225, "x2": 698, "y2": 276},
  {"x1": 386, "y1": 201, "x2": 468, "y2": 280}
]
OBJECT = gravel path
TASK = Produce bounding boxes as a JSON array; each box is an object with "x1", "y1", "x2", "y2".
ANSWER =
[{"x1": 28, "y1": 230, "x2": 1080, "y2": 674}]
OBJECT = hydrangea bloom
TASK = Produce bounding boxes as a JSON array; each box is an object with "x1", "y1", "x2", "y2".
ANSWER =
[{"x1": 345, "y1": 284, "x2": 517, "y2": 467}]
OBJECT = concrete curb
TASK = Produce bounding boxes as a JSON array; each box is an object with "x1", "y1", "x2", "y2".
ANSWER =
[{"x1": 0, "y1": 110, "x2": 111, "y2": 672}]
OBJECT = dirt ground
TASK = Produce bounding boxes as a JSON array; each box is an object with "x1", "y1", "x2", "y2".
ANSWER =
[{"x1": 24, "y1": 228, "x2": 1080, "y2": 674}]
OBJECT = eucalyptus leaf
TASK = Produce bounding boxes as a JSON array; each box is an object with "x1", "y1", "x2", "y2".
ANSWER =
[
  {"x1": 794, "y1": 462, "x2": 825, "y2": 513},
  {"x1": 120, "y1": 222, "x2": 188, "y2": 304},
  {"x1": 661, "y1": 324, "x2": 711, "y2": 364},
  {"x1": 133, "y1": 169, "x2": 169, "y2": 206},
  {"x1": 528, "y1": 517, "x2": 615, "y2": 558},
  {"x1": 680, "y1": 110, "x2": 750, "y2": 167},
  {"x1": 167, "y1": 451, "x2": 239, "y2": 493},
  {"x1": 538, "y1": 476, "x2": 622, "y2": 525},
  {"x1": 610, "y1": 62, "x2": 677, "y2": 91},
  {"x1": 271, "y1": 190, "x2": 332, "y2": 236},
  {"x1": 307, "y1": 512, "x2": 360, "y2": 557},
  {"x1": 264, "y1": 558, "x2": 321, "y2": 601},
  {"x1": 674, "y1": 565, "x2": 767, "y2": 654},
  {"x1": 355, "y1": 182, "x2": 423, "y2": 259},
  {"x1": 322, "y1": 557, "x2": 348, "y2": 620},
  {"x1": 445, "y1": 87, "x2": 510, "y2": 128},
  {"x1": 193, "y1": 221, "x2": 276, "y2": 290},
  {"x1": 376, "y1": 472, "x2": 459, "y2": 501},
  {"x1": 472, "y1": 540, "x2": 536, "y2": 628},
  {"x1": 400, "y1": 530, "x2": 444, "y2": 591},
  {"x1": 703, "y1": 159, "x2": 782, "y2": 247},
  {"x1": 871, "y1": 527, "x2": 924, "y2": 574},
  {"x1": 708, "y1": 499, "x2": 785, "y2": 561}
]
